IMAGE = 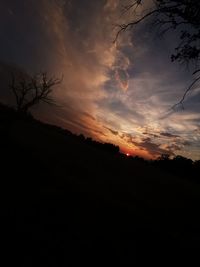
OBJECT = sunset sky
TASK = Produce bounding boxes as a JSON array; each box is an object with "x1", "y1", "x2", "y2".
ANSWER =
[{"x1": 0, "y1": 0, "x2": 200, "y2": 160}]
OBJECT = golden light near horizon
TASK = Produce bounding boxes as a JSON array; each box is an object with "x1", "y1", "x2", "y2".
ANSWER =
[{"x1": 0, "y1": 0, "x2": 200, "y2": 161}]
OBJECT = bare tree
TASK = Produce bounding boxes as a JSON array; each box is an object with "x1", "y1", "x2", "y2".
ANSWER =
[
  {"x1": 10, "y1": 72, "x2": 62, "y2": 113},
  {"x1": 116, "y1": 0, "x2": 200, "y2": 108}
]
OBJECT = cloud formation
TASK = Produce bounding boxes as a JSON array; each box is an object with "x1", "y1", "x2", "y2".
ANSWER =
[{"x1": 0, "y1": 0, "x2": 200, "y2": 160}]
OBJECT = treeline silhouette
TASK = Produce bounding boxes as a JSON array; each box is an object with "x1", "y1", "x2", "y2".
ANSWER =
[
  {"x1": 153, "y1": 154, "x2": 200, "y2": 182},
  {"x1": 1, "y1": 102, "x2": 199, "y2": 183},
  {"x1": 1, "y1": 101, "x2": 200, "y2": 265}
]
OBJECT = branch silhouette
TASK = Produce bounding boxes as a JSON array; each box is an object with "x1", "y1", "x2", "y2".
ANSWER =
[
  {"x1": 10, "y1": 72, "x2": 62, "y2": 113},
  {"x1": 115, "y1": 0, "x2": 200, "y2": 107}
]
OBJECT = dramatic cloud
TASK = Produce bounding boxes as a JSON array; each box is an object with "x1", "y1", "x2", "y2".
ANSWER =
[{"x1": 0, "y1": 0, "x2": 200, "y2": 160}]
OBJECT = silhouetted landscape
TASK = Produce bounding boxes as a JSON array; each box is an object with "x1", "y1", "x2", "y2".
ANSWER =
[
  {"x1": 1, "y1": 0, "x2": 200, "y2": 265},
  {"x1": 1, "y1": 102, "x2": 200, "y2": 265}
]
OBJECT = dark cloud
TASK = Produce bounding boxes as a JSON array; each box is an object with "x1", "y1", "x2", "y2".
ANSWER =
[
  {"x1": 142, "y1": 137, "x2": 152, "y2": 142},
  {"x1": 166, "y1": 144, "x2": 181, "y2": 151},
  {"x1": 142, "y1": 132, "x2": 159, "y2": 138},
  {"x1": 104, "y1": 127, "x2": 119, "y2": 136},
  {"x1": 182, "y1": 140, "x2": 191, "y2": 146},
  {"x1": 120, "y1": 133, "x2": 174, "y2": 157},
  {"x1": 119, "y1": 132, "x2": 139, "y2": 146},
  {"x1": 81, "y1": 112, "x2": 96, "y2": 121},
  {"x1": 139, "y1": 139, "x2": 175, "y2": 158},
  {"x1": 160, "y1": 132, "x2": 180, "y2": 138}
]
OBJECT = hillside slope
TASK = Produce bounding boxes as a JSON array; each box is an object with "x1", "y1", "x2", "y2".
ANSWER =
[{"x1": 1, "y1": 104, "x2": 200, "y2": 265}]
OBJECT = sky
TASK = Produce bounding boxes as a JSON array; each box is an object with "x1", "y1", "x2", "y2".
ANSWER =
[{"x1": 0, "y1": 0, "x2": 200, "y2": 160}]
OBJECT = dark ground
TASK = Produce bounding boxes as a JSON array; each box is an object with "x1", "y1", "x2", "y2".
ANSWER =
[{"x1": 1, "y1": 104, "x2": 200, "y2": 265}]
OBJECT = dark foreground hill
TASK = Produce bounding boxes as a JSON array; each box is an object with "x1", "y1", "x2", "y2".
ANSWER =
[{"x1": 1, "y1": 103, "x2": 200, "y2": 265}]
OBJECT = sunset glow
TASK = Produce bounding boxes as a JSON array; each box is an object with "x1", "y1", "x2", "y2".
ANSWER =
[{"x1": 0, "y1": 0, "x2": 200, "y2": 160}]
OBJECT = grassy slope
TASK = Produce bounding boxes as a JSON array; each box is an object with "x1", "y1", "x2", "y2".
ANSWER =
[{"x1": 1, "y1": 105, "x2": 200, "y2": 265}]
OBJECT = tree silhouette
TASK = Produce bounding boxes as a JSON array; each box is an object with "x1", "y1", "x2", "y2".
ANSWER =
[
  {"x1": 10, "y1": 72, "x2": 62, "y2": 113},
  {"x1": 116, "y1": 0, "x2": 200, "y2": 107}
]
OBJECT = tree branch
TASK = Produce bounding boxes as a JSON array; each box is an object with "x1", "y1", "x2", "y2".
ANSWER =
[
  {"x1": 10, "y1": 72, "x2": 62, "y2": 113},
  {"x1": 172, "y1": 74, "x2": 200, "y2": 110}
]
